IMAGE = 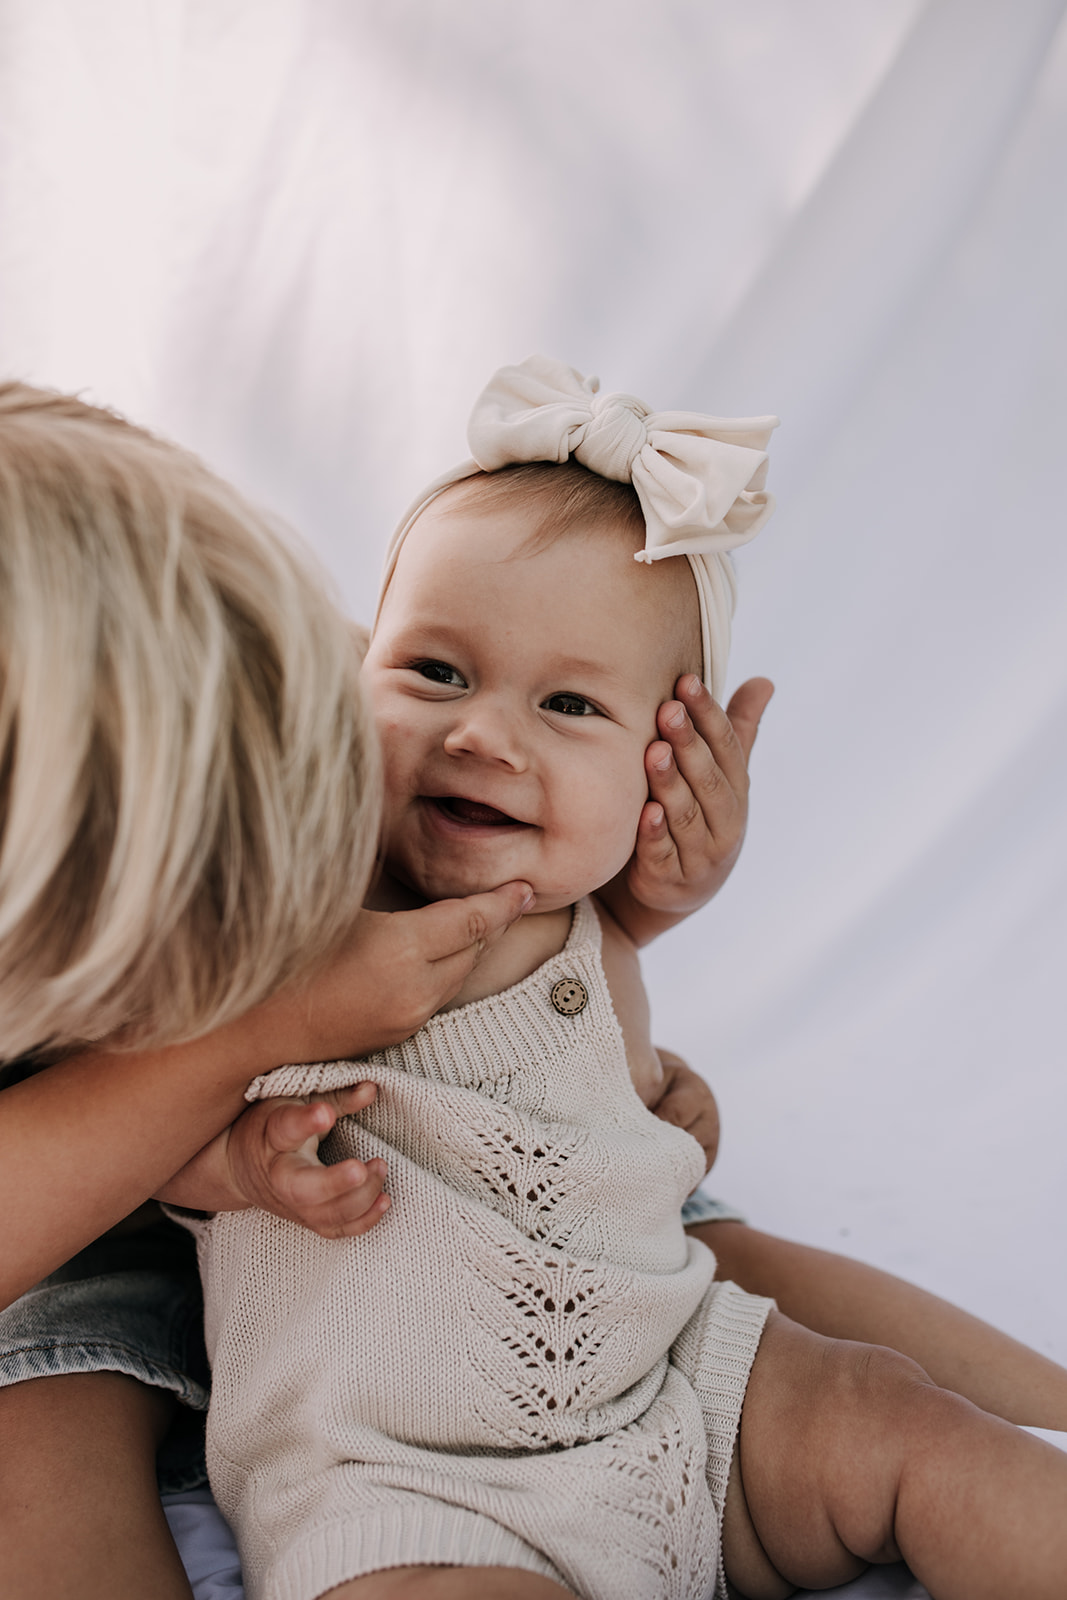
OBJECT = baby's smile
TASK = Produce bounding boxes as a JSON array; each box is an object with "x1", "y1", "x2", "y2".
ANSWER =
[{"x1": 424, "y1": 795, "x2": 529, "y2": 830}]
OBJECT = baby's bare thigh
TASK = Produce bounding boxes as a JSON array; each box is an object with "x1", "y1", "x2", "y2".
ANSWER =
[
  {"x1": 325, "y1": 1567, "x2": 573, "y2": 1599},
  {"x1": 722, "y1": 1309, "x2": 937, "y2": 1597}
]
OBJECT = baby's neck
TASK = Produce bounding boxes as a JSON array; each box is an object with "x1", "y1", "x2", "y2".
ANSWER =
[{"x1": 368, "y1": 871, "x2": 575, "y2": 1013}]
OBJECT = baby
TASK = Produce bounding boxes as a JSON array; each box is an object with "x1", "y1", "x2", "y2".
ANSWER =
[{"x1": 178, "y1": 361, "x2": 1067, "y2": 1600}]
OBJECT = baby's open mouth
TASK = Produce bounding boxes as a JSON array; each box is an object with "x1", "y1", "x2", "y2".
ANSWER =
[{"x1": 431, "y1": 796, "x2": 524, "y2": 827}]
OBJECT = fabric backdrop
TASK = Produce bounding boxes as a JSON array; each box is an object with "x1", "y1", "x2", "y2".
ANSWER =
[{"x1": 1, "y1": 0, "x2": 1064, "y2": 1369}]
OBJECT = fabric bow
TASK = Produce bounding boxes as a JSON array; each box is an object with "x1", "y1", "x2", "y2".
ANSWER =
[
  {"x1": 381, "y1": 356, "x2": 778, "y2": 700},
  {"x1": 468, "y1": 355, "x2": 778, "y2": 563}
]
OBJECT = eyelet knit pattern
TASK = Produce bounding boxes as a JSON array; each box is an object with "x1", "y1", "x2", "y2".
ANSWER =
[{"x1": 188, "y1": 899, "x2": 772, "y2": 1600}]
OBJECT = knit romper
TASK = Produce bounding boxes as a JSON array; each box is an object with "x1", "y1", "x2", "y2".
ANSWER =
[{"x1": 188, "y1": 898, "x2": 773, "y2": 1600}]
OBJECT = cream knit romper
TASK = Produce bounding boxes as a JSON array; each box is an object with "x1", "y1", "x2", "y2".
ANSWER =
[{"x1": 189, "y1": 899, "x2": 773, "y2": 1600}]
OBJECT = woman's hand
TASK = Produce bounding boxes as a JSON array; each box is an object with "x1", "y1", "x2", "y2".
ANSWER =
[
  {"x1": 254, "y1": 881, "x2": 534, "y2": 1066},
  {"x1": 158, "y1": 1084, "x2": 390, "y2": 1239},
  {"x1": 597, "y1": 675, "x2": 773, "y2": 945}
]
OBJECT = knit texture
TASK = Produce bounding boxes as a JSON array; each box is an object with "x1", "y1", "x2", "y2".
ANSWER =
[{"x1": 189, "y1": 899, "x2": 772, "y2": 1600}]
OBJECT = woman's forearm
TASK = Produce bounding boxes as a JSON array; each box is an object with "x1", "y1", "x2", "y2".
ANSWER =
[{"x1": 0, "y1": 1018, "x2": 274, "y2": 1308}]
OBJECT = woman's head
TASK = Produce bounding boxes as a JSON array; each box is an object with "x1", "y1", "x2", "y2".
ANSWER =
[{"x1": 0, "y1": 382, "x2": 379, "y2": 1060}]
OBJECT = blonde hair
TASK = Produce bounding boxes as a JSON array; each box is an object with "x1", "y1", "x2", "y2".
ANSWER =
[
  {"x1": 443, "y1": 460, "x2": 646, "y2": 548},
  {"x1": 0, "y1": 382, "x2": 379, "y2": 1061}
]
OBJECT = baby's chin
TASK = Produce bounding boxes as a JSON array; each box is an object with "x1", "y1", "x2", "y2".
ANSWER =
[
  {"x1": 395, "y1": 862, "x2": 579, "y2": 915},
  {"x1": 438, "y1": 879, "x2": 573, "y2": 915}
]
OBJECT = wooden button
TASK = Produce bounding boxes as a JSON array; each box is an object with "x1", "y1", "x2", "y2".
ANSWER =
[{"x1": 550, "y1": 977, "x2": 588, "y2": 1016}]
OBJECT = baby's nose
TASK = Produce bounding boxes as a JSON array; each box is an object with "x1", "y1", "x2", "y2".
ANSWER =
[{"x1": 442, "y1": 702, "x2": 528, "y2": 770}]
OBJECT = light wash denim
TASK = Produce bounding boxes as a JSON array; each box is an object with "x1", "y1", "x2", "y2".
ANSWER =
[{"x1": 0, "y1": 1210, "x2": 209, "y2": 1491}]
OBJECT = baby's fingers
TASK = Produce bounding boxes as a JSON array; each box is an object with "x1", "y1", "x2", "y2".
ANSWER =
[
  {"x1": 263, "y1": 1084, "x2": 376, "y2": 1156},
  {"x1": 274, "y1": 1154, "x2": 391, "y2": 1239}
]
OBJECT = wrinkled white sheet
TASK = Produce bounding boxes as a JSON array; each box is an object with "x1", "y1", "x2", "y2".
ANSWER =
[{"x1": 3, "y1": 1, "x2": 1065, "y2": 1591}]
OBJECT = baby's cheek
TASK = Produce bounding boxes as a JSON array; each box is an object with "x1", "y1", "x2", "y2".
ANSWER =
[
  {"x1": 580, "y1": 787, "x2": 646, "y2": 886},
  {"x1": 375, "y1": 712, "x2": 423, "y2": 777}
]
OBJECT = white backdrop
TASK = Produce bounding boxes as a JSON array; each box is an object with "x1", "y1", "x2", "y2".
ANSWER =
[{"x1": 2, "y1": 0, "x2": 1064, "y2": 1373}]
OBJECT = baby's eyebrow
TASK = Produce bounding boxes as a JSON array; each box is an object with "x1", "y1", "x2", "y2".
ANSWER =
[
  {"x1": 377, "y1": 620, "x2": 464, "y2": 657},
  {"x1": 547, "y1": 653, "x2": 630, "y2": 688}
]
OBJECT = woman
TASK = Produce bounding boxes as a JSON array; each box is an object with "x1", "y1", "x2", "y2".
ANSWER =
[{"x1": 0, "y1": 383, "x2": 535, "y2": 1598}]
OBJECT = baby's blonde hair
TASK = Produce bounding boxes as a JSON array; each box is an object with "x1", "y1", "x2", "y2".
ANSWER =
[{"x1": 0, "y1": 382, "x2": 379, "y2": 1061}]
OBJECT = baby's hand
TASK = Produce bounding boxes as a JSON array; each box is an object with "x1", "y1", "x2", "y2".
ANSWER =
[
  {"x1": 159, "y1": 1083, "x2": 389, "y2": 1238},
  {"x1": 598, "y1": 675, "x2": 773, "y2": 944},
  {"x1": 647, "y1": 1049, "x2": 720, "y2": 1175},
  {"x1": 223, "y1": 1085, "x2": 389, "y2": 1238}
]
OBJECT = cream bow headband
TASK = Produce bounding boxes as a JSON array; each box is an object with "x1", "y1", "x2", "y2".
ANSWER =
[{"x1": 381, "y1": 355, "x2": 778, "y2": 701}]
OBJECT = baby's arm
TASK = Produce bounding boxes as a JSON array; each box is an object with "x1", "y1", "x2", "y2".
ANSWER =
[
  {"x1": 645, "y1": 1049, "x2": 719, "y2": 1176},
  {"x1": 597, "y1": 675, "x2": 773, "y2": 947}
]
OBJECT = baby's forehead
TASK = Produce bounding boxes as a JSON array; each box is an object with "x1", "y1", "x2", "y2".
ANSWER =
[{"x1": 390, "y1": 487, "x2": 702, "y2": 693}]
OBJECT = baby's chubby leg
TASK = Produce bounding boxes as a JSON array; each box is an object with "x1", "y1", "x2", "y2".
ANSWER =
[{"x1": 722, "y1": 1310, "x2": 1067, "y2": 1600}]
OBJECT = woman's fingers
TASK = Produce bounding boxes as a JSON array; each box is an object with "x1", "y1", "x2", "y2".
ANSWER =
[
  {"x1": 645, "y1": 735, "x2": 721, "y2": 855},
  {"x1": 648, "y1": 1050, "x2": 720, "y2": 1173},
  {"x1": 721, "y1": 676, "x2": 774, "y2": 764},
  {"x1": 409, "y1": 881, "x2": 535, "y2": 964},
  {"x1": 279, "y1": 884, "x2": 534, "y2": 1063},
  {"x1": 664, "y1": 679, "x2": 744, "y2": 802},
  {"x1": 637, "y1": 675, "x2": 774, "y2": 892},
  {"x1": 389, "y1": 881, "x2": 535, "y2": 1016}
]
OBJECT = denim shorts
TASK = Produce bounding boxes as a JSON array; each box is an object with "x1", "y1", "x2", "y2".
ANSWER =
[
  {"x1": 0, "y1": 1207, "x2": 210, "y2": 1493},
  {"x1": 679, "y1": 1187, "x2": 746, "y2": 1227}
]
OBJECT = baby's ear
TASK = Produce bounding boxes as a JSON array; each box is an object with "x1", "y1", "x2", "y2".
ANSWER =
[{"x1": 348, "y1": 619, "x2": 371, "y2": 662}]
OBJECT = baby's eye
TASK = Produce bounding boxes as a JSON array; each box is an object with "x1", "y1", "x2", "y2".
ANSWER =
[
  {"x1": 414, "y1": 660, "x2": 466, "y2": 688},
  {"x1": 542, "y1": 692, "x2": 599, "y2": 717}
]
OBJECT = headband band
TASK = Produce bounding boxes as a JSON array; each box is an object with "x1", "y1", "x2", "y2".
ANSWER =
[{"x1": 381, "y1": 355, "x2": 778, "y2": 701}]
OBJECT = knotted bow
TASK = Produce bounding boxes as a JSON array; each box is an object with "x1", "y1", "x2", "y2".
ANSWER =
[
  {"x1": 469, "y1": 356, "x2": 777, "y2": 563},
  {"x1": 381, "y1": 356, "x2": 778, "y2": 700}
]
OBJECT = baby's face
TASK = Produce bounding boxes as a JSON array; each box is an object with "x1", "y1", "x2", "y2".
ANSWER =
[{"x1": 363, "y1": 490, "x2": 697, "y2": 912}]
